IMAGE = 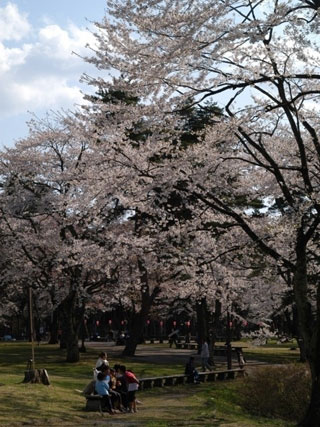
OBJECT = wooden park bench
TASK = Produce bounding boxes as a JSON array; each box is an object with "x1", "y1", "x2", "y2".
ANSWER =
[
  {"x1": 176, "y1": 342, "x2": 198, "y2": 350},
  {"x1": 139, "y1": 368, "x2": 245, "y2": 390},
  {"x1": 144, "y1": 337, "x2": 168, "y2": 344}
]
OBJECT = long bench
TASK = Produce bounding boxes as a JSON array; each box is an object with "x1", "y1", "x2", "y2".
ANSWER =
[
  {"x1": 139, "y1": 368, "x2": 245, "y2": 390},
  {"x1": 176, "y1": 342, "x2": 198, "y2": 350},
  {"x1": 144, "y1": 338, "x2": 168, "y2": 344}
]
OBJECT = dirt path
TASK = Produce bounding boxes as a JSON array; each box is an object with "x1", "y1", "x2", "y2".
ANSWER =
[{"x1": 85, "y1": 341, "x2": 267, "y2": 370}]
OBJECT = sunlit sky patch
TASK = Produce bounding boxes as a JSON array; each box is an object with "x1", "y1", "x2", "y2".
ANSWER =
[{"x1": 0, "y1": 1, "x2": 106, "y2": 148}]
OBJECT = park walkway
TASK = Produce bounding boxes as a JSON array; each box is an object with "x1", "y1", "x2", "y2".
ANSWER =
[{"x1": 85, "y1": 341, "x2": 267, "y2": 371}]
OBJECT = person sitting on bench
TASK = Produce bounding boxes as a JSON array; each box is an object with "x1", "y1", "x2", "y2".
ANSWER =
[
  {"x1": 95, "y1": 371, "x2": 115, "y2": 414},
  {"x1": 185, "y1": 356, "x2": 200, "y2": 383}
]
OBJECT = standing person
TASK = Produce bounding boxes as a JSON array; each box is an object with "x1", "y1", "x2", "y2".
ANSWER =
[
  {"x1": 96, "y1": 352, "x2": 109, "y2": 369},
  {"x1": 168, "y1": 329, "x2": 179, "y2": 348},
  {"x1": 120, "y1": 365, "x2": 139, "y2": 413},
  {"x1": 95, "y1": 371, "x2": 115, "y2": 414},
  {"x1": 201, "y1": 339, "x2": 211, "y2": 371},
  {"x1": 93, "y1": 352, "x2": 109, "y2": 379},
  {"x1": 236, "y1": 349, "x2": 246, "y2": 369}
]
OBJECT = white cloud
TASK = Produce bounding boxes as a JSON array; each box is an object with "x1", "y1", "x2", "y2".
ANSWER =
[
  {"x1": 1, "y1": 77, "x2": 84, "y2": 115},
  {"x1": 0, "y1": 3, "x2": 98, "y2": 118},
  {"x1": 0, "y1": 42, "x2": 32, "y2": 73},
  {"x1": 37, "y1": 23, "x2": 96, "y2": 62},
  {"x1": 0, "y1": 3, "x2": 31, "y2": 41}
]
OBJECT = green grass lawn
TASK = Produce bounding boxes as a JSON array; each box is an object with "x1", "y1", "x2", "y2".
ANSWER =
[
  {"x1": 0, "y1": 342, "x2": 296, "y2": 426},
  {"x1": 229, "y1": 339, "x2": 301, "y2": 365}
]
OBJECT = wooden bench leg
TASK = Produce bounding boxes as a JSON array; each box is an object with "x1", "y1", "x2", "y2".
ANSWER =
[{"x1": 217, "y1": 372, "x2": 226, "y2": 380}]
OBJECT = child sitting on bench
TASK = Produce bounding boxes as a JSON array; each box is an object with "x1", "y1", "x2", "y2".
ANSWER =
[{"x1": 95, "y1": 371, "x2": 115, "y2": 414}]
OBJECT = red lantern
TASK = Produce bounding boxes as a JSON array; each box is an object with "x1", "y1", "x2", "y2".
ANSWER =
[
  {"x1": 229, "y1": 321, "x2": 233, "y2": 327},
  {"x1": 173, "y1": 321, "x2": 177, "y2": 327},
  {"x1": 108, "y1": 319, "x2": 112, "y2": 325},
  {"x1": 147, "y1": 320, "x2": 150, "y2": 325},
  {"x1": 121, "y1": 320, "x2": 124, "y2": 326},
  {"x1": 96, "y1": 320, "x2": 100, "y2": 326},
  {"x1": 159, "y1": 320, "x2": 163, "y2": 327},
  {"x1": 186, "y1": 321, "x2": 191, "y2": 327}
]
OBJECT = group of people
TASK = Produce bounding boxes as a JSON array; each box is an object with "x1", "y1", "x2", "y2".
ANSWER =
[
  {"x1": 83, "y1": 352, "x2": 140, "y2": 415},
  {"x1": 85, "y1": 339, "x2": 231, "y2": 413}
]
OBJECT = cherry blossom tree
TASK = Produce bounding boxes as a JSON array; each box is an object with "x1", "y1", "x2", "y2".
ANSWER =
[
  {"x1": 0, "y1": 113, "x2": 123, "y2": 362},
  {"x1": 84, "y1": 1, "x2": 320, "y2": 424}
]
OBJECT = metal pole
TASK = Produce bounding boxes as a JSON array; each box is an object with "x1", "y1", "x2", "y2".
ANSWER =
[{"x1": 29, "y1": 286, "x2": 35, "y2": 370}]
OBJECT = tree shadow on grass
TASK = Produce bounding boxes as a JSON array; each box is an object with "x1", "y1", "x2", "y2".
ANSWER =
[{"x1": 0, "y1": 386, "x2": 89, "y2": 425}]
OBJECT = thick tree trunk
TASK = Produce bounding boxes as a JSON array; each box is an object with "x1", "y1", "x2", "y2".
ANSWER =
[
  {"x1": 60, "y1": 292, "x2": 83, "y2": 363},
  {"x1": 122, "y1": 311, "x2": 146, "y2": 356},
  {"x1": 297, "y1": 337, "x2": 307, "y2": 363},
  {"x1": 299, "y1": 317, "x2": 320, "y2": 426},
  {"x1": 59, "y1": 328, "x2": 67, "y2": 349},
  {"x1": 293, "y1": 238, "x2": 320, "y2": 426},
  {"x1": 65, "y1": 333, "x2": 79, "y2": 363},
  {"x1": 48, "y1": 307, "x2": 59, "y2": 345},
  {"x1": 122, "y1": 259, "x2": 160, "y2": 356},
  {"x1": 79, "y1": 320, "x2": 87, "y2": 353},
  {"x1": 299, "y1": 378, "x2": 320, "y2": 427},
  {"x1": 213, "y1": 299, "x2": 222, "y2": 332},
  {"x1": 292, "y1": 305, "x2": 307, "y2": 362},
  {"x1": 196, "y1": 297, "x2": 209, "y2": 354}
]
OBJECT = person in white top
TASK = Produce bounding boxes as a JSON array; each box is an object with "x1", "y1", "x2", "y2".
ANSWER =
[
  {"x1": 96, "y1": 351, "x2": 109, "y2": 368},
  {"x1": 200, "y1": 340, "x2": 211, "y2": 371},
  {"x1": 93, "y1": 351, "x2": 109, "y2": 379}
]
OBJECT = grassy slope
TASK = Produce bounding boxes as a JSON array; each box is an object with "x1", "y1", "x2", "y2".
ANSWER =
[
  {"x1": 232, "y1": 338, "x2": 299, "y2": 364},
  {"x1": 0, "y1": 342, "x2": 296, "y2": 426}
]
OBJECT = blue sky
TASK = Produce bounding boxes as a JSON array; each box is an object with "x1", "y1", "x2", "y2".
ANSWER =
[{"x1": 0, "y1": 1, "x2": 107, "y2": 149}]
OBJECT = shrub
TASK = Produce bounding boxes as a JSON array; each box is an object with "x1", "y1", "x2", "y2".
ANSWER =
[{"x1": 240, "y1": 364, "x2": 310, "y2": 422}]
